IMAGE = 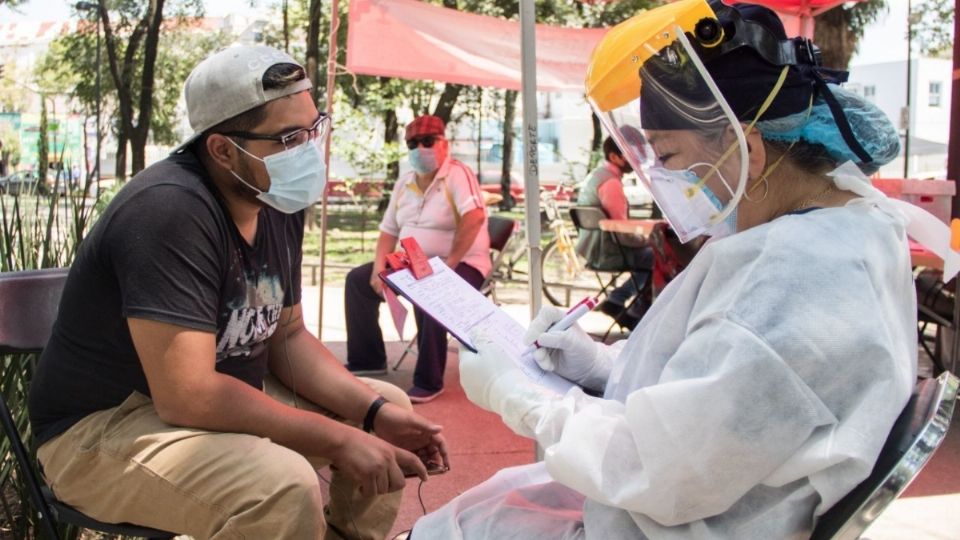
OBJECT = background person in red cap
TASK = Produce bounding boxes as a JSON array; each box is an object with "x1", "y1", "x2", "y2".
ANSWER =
[
  {"x1": 28, "y1": 45, "x2": 447, "y2": 539},
  {"x1": 344, "y1": 114, "x2": 490, "y2": 403}
]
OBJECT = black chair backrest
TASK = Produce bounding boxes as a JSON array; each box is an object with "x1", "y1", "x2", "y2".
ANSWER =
[
  {"x1": 0, "y1": 268, "x2": 175, "y2": 539},
  {"x1": 0, "y1": 268, "x2": 69, "y2": 354},
  {"x1": 0, "y1": 269, "x2": 69, "y2": 540},
  {"x1": 488, "y1": 215, "x2": 516, "y2": 253},
  {"x1": 810, "y1": 371, "x2": 958, "y2": 540},
  {"x1": 568, "y1": 206, "x2": 608, "y2": 232}
]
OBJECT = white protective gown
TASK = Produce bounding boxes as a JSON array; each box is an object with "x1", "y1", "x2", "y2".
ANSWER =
[{"x1": 414, "y1": 182, "x2": 918, "y2": 539}]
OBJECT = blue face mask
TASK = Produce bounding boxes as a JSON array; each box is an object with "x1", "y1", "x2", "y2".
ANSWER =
[
  {"x1": 409, "y1": 147, "x2": 439, "y2": 175},
  {"x1": 229, "y1": 138, "x2": 327, "y2": 214}
]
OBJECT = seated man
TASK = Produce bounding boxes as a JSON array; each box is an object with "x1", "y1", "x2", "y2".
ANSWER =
[
  {"x1": 576, "y1": 135, "x2": 654, "y2": 328},
  {"x1": 345, "y1": 115, "x2": 490, "y2": 403},
  {"x1": 29, "y1": 45, "x2": 446, "y2": 539}
]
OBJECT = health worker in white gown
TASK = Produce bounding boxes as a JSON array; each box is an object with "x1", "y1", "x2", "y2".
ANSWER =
[{"x1": 412, "y1": 1, "x2": 955, "y2": 539}]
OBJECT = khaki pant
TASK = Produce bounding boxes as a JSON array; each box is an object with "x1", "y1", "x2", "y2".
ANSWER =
[{"x1": 37, "y1": 377, "x2": 411, "y2": 540}]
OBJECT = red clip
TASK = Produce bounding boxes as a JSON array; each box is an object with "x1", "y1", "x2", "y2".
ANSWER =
[
  {"x1": 385, "y1": 251, "x2": 410, "y2": 271},
  {"x1": 400, "y1": 237, "x2": 434, "y2": 279}
]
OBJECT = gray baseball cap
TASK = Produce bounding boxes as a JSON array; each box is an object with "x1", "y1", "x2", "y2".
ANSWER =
[{"x1": 172, "y1": 45, "x2": 313, "y2": 154}]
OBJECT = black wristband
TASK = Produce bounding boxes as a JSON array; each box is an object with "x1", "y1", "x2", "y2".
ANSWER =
[{"x1": 362, "y1": 396, "x2": 388, "y2": 433}]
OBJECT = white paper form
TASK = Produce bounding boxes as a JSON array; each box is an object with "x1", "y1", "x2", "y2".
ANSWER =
[{"x1": 382, "y1": 257, "x2": 574, "y2": 394}]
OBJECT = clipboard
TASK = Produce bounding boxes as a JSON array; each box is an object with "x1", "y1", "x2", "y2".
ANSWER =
[
  {"x1": 378, "y1": 239, "x2": 575, "y2": 394},
  {"x1": 378, "y1": 245, "x2": 483, "y2": 352}
]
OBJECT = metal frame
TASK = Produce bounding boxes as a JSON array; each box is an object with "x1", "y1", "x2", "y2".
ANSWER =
[{"x1": 810, "y1": 371, "x2": 958, "y2": 540}]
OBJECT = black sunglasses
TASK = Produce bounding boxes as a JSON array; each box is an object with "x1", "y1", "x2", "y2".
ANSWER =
[
  {"x1": 221, "y1": 114, "x2": 330, "y2": 150},
  {"x1": 406, "y1": 136, "x2": 439, "y2": 150}
]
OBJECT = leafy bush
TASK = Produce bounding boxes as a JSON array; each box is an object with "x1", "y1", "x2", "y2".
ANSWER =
[{"x1": 0, "y1": 169, "x2": 100, "y2": 539}]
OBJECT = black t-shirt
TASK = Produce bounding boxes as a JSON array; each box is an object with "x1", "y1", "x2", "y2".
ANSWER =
[{"x1": 29, "y1": 151, "x2": 303, "y2": 445}]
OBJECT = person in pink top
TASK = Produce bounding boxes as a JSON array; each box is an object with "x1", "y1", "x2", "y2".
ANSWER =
[{"x1": 575, "y1": 136, "x2": 654, "y2": 329}]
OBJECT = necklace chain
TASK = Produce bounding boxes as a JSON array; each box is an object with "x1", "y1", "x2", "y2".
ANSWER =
[{"x1": 794, "y1": 184, "x2": 836, "y2": 211}]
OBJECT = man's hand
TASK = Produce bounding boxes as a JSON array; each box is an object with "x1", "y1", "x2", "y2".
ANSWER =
[
  {"x1": 369, "y1": 271, "x2": 385, "y2": 298},
  {"x1": 331, "y1": 430, "x2": 428, "y2": 496},
  {"x1": 372, "y1": 405, "x2": 449, "y2": 473}
]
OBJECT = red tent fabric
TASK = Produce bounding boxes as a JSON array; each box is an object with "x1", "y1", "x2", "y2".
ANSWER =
[{"x1": 346, "y1": 0, "x2": 608, "y2": 92}]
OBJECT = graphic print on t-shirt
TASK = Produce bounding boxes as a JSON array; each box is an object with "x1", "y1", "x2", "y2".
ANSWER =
[{"x1": 216, "y1": 270, "x2": 285, "y2": 361}]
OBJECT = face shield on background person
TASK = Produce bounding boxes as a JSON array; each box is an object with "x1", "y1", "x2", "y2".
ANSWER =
[{"x1": 586, "y1": 0, "x2": 749, "y2": 244}]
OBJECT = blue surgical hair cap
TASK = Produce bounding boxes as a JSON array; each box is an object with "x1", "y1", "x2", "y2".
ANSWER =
[{"x1": 756, "y1": 84, "x2": 900, "y2": 175}]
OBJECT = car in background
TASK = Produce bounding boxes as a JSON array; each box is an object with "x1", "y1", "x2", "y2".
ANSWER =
[{"x1": 0, "y1": 171, "x2": 41, "y2": 196}]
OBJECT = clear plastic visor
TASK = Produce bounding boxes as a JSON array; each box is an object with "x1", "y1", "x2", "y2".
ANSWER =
[{"x1": 589, "y1": 26, "x2": 748, "y2": 243}]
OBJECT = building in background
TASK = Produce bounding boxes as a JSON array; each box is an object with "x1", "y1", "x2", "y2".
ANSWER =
[{"x1": 847, "y1": 56, "x2": 952, "y2": 179}]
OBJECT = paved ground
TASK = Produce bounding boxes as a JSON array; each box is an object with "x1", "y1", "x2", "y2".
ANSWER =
[{"x1": 302, "y1": 283, "x2": 960, "y2": 539}]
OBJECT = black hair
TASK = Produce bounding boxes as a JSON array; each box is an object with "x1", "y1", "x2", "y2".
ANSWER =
[
  {"x1": 194, "y1": 62, "x2": 307, "y2": 154},
  {"x1": 602, "y1": 136, "x2": 622, "y2": 161},
  {"x1": 765, "y1": 139, "x2": 838, "y2": 176}
]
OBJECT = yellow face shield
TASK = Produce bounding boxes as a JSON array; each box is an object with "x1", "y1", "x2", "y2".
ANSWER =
[{"x1": 585, "y1": 0, "x2": 749, "y2": 243}]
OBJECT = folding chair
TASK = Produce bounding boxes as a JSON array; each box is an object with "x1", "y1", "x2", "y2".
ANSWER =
[
  {"x1": 568, "y1": 206, "x2": 646, "y2": 338},
  {"x1": 480, "y1": 215, "x2": 519, "y2": 304},
  {"x1": 393, "y1": 216, "x2": 518, "y2": 370},
  {"x1": 0, "y1": 268, "x2": 176, "y2": 540},
  {"x1": 810, "y1": 370, "x2": 958, "y2": 540}
]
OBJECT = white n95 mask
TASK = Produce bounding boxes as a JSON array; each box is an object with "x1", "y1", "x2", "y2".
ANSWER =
[
  {"x1": 229, "y1": 138, "x2": 327, "y2": 214},
  {"x1": 648, "y1": 164, "x2": 737, "y2": 242}
]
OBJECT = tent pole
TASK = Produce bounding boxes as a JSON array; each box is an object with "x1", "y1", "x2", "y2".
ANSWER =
[
  {"x1": 520, "y1": 0, "x2": 542, "y2": 320},
  {"x1": 319, "y1": 0, "x2": 341, "y2": 339}
]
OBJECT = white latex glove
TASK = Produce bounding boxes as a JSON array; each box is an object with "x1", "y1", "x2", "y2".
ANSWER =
[
  {"x1": 523, "y1": 306, "x2": 612, "y2": 392},
  {"x1": 459, "y1": 330, "x2": 560, "y2": 437}
]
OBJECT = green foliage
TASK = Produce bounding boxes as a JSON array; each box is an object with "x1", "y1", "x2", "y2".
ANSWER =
[
  {"x1": 38, "y1": 2, "x2": 228, "y2": 149},
  {"x1": 0, "y1": 351, "x2": 39, "y2": 539},
  {"x1": 0, "y1": 166, "x2": 99, "y2": 538},
  {"x1": 812, "y1": 0, "x2": 888, "y2": 69},
  {"x1": 0, "y1": 124, "x2": 21, "y2": 168},
  {"x1": 913, "y1": 0, "x2": 954, "y2": 57},
  {"x1": 846, "y1": 0, "x2": 888, "y2": 37},
  {"x1": 332, "y1": 98, "x2": 406, "y2": 180},
  {"x1": 0, "y1": 58, "x2": 31, "y2": 114}
]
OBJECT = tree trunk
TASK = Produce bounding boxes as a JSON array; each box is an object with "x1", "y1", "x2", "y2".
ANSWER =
[
  {"x1": 100, "y1": 0, "x2": 146, "y2": 181},
  {"x1": 282, "y1": 0, "x2": 290, "y2": 52},
  {"x1": 589, "y1": 112, "x2": 602, "y2": 170},
  {"x1": 430, "y1": 0, "x2": 462, "y2": 124},
  {"x1": 813, "y1": 8, "x2": 857, "y2": 69},
  {"x1": 307, "y1": 0, "x2": 323, "y2": 106},
  {"x1": 377, "y1": 108, "x2": 400, "y2": 213},
  {"x1": 499, "y1": 89, "x2": 518, "y2": 211},
  {"x1": 129, "y1": 0, "x2": 164, "y2": 175},
  {"x1": 38, "y1": 97, "x2": 48, "y2": 186},
  {"x1": 115, "y1": 132, "x2": 127, "y2": 181},
  {"x1": 432, "y1": 83, "x2": 463, "y2": 124}
]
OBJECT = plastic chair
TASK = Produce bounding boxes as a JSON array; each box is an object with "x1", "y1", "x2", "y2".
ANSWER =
[
  {"x1": 810, "y1": 370, "x2": 958, "y2": 540},
  {"x1": 0, "y1": 268, "x2": 176, "y2": 540},
  {"x1": 568, "y1": 206, "x2": 645, "y2": 337},
  {"x1": 393, "y1": 216, "x2": 517, "y2": 370}
]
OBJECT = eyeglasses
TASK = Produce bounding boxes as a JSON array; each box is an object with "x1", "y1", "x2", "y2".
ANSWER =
[
  {"x1": 406, "y1": 136, "x2": 440, "y2": 150},
  {"x1": 222, "y1": 114, "x2": 331, "y2": 150}
]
